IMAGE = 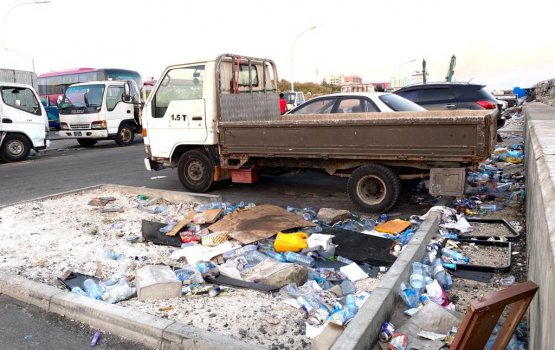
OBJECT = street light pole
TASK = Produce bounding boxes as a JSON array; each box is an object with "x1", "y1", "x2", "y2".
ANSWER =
[
  {"x1": 396, "y1": 58, "x2": 416, "y2": 87},
  {"x1": 290, "y1": 25, "x2": 317, "y2": 92}
]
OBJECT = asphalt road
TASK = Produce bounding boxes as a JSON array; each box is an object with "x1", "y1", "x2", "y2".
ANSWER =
[{"x1": 0, "y1": 135, "x2": 434, "y2": 348}]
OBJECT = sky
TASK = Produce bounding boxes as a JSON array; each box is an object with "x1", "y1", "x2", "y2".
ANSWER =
[{"x1": 0, "y1": 0, "x2": 553, "y2": 90}]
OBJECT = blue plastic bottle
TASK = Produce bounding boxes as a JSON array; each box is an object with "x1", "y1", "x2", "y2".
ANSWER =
[
  {"x1": 284, "y1": 252, "x2": 315, "y2": 267},
  {"x1": 83, "y1": 279, "x2": 104, "y2": 300}
]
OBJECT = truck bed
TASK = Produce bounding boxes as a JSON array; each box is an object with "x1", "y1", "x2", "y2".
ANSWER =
[{"x1": 219, "y1": 110, "x2": 497, "y2": 165}]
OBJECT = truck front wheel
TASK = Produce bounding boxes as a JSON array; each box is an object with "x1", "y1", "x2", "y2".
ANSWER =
[
  {"x1": 1, "y1": 134, "x2": 30, "y2": 162},
  {"x1": 177, "y1": 150, "x2": 214, "y2": 192},
  {"x1": 115, "y1": 123, "x2": 135, "y2": 146},
  {"x1": 347, "y1": 164, "x2": 401, "y2": 213}
]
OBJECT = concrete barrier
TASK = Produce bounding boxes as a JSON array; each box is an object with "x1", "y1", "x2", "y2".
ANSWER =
[{"x1": 524, "y1": 102, "x2": 555, "y2": 350}]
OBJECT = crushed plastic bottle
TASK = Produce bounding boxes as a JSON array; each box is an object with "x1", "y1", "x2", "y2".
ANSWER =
[
  {"x1": 103, "y1": 249, "x2": 125, "y2": 261},
  {"x1": 442, "y1": 248, "x2": 470, "y2": 263},
  {"x1": 106, "y1": 284, "x2": 136, "y2": 304},
  {"x1": 222, "y1": 244, "x2": 258, "y2": 260},
  {"x1": 399, "y1": 282, "x2": 420, "y2": 308},
  {"x1": 71, "y1": 286, "x2": 88, "y2": 297},
  {"x1": 409, "y1": 262, "x2": 427, "y2": 289},
  {"x1": 260, "y1": 248, "x2": 286, "y2": 262},
  {"x1": 432, "y1": 258, "x2": 452, "y2": 290},
  {"x1": 244, "y1": 250, "x2": 270, "y2": 266}
]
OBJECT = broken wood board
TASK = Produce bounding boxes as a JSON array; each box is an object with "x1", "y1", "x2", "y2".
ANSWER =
[
  {"x1": 198, "y1": 208, "x2": 222, "y2": 224},
  {"x1": 165, "y1": 210, "x2": 195, "y2": 236},
  {"x1": 208, "y1": 204, "x2": 316, "y2": 244}
]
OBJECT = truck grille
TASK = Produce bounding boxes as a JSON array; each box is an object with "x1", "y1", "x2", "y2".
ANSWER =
[{"x1": 70, "y1": 123, "x2": 90, "y2": 130}]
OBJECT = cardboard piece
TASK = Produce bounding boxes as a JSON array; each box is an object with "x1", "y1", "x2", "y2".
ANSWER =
[
  {"x1": 312, "y1": 323, "x2": 345, "y2": 350},
  {"x1": 169, "y1": 240, "x2": 240, "y2": 264},
  {"x1": 199, "y1": 209, "x2": 222, "y2": 224},
  {"x1": 88, "y1": 197, "x2": 116, "y2": 207},
  {"x1": 208, "y1": 204, "x2": 316, "y2": 244},
  {"x1": 166, "y1": 210, "x2": 195, "y2": 236},
  {"x1": 375, "y1": 219, "x2": 412, "y2": 234}
]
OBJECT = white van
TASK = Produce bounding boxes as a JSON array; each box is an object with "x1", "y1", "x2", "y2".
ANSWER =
[{"x1": 0, "y1": 83, "x2": 49, "y2": 162}]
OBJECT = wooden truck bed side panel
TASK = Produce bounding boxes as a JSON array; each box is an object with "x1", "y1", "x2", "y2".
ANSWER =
[{"x1": 219, "y1": 110, "x2": 496, "y2": 163}]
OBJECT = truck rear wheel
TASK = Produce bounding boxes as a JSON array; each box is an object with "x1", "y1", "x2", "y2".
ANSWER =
[
  {"x1": 1, "y1": 134, "x2": 30, "y2": 162},
  {"x1": 115, "y1": 123, "x2": 135, "y2": 146},
  {"x1": 347, "y1": 164, "x2": 401, "y2": 213},
  {"x1": 77, "y1": 139, "x2": 97, "y2": 147},
  {"x1": 177, "y1": 149, "x2": 214, "y2": 192}
]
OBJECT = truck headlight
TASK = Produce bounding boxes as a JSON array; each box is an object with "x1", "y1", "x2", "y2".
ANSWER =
[
  {"x1": 61, "y1": 122, "x2": 69, "y2": 130},
  {"x1": 91, "y1": 121, "x2": 107, "y2": 129}
]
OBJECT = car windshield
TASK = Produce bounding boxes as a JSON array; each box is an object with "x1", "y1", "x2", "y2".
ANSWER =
[
  {"x1": 379, "y1": 94, "x2": 426, "y2": 111},
  {"x1": 60, "y1": 84, "x2": 105, "y2": 109}
]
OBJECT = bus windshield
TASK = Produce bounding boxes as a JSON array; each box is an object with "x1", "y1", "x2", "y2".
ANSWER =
[{"x1": 60, "y1": 84, "x2": 105, "y2": 111}]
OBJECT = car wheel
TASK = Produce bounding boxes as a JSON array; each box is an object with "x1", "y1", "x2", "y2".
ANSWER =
[
  {"x1": 0, "y1": 134, "x2": 30, "y2": 162},
  {"x1": 115, "y1": 123, "x2": 135, "y2": 146},
  {"x1": 177, "y1": 149, "x2": 214, "y2": 192},
  {"x1": 347, "y1": 164, "x2": 401, "y2": 213},
  {"x1": 77, "y1": 139, "x2": 97, "y2": 147}
]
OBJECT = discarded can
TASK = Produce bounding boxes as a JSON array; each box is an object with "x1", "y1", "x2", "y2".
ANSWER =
[
  {"x1": 379, "y1": 214, "x2": 388, "y2": 223},
  {"x1": 209, "y1": 286, "x2": 222, "y2": 297},
  {"x1": 91, "y1": 330, "x2": 101, "y2": 346},
  {"x1": 379, "y1": 322, "x2": 395, "y2": 343}
]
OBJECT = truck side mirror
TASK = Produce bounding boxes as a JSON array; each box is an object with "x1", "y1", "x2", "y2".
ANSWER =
[
  {"x1": 56, "y1": 95, "x2": 63, "y2": 108},
  {"x1": 122, "y1": 82, "x2": 132, "y2": 103}
]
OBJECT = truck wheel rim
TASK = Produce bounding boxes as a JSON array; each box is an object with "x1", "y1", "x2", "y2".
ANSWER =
[
  {"x1": 120, "y1": 128, "x2": 132, "y2": 142},
  {"x1": 186, "y1": 160, "x2": 205, "y2": 183},
  {"x1": 356, "y1": 175, "x2": 387, "y2": 205},
  {"x1": 7, "y1": 140, "x2": 24, "y2": 156}
]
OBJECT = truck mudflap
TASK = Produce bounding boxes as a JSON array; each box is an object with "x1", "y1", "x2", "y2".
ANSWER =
[{"x1": 429, "y1": 168, "x2": 466, "y2": 197}]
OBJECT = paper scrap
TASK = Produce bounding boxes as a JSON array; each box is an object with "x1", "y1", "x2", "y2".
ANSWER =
[{"x1": 340, "y1": 263, "x2": 368, "y2": 282}]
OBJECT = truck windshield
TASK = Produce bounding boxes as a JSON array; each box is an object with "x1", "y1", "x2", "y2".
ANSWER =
[
  {"x1": 60, "y1": 84, "x2": 105, "y2": 111},
  {"x1": 283, "y1": 92, "x2": 296, "y2": 104}
]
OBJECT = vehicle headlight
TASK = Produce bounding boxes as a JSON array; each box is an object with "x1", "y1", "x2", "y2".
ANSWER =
[
  {"x1": 61, "y1": 122, "x2": 69, "y2": 130},
  {"x1": 91, "y1": 121, "x2": 107, "y2": 129}
]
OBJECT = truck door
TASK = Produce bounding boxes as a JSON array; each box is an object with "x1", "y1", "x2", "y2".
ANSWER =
[
  {"x1": 147, "y1": 65, "x2": 207, "y2": 157},
  {"x1": 105, "y1": 85, "x2": 131, "y2": 134},
  {"x1": 0, "y1": 86, "x2": 45, "y2": 147}
]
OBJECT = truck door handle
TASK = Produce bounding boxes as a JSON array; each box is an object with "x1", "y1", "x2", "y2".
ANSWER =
[
  {"x1": 1, "y1": 118, "x2": 12, "y2": 123},
  {"x1": 127, "y1": 110, "x2": 131, "y2": 113},
  {"x1": 445, "y1": 104, "x2": 456, "y2": 109},
  {"x1": 192, "y1": 116, "x2": 202, "y2": 121}
]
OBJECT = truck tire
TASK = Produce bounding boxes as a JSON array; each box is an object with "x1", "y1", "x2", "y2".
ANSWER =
[
  {"x1": 347, "y1": 164, "x2": 401, "y2": 213},
  {"x1": 77, "y1": 139, "x2": 97, "y2": 147},
  {"x1": 1, "y1": 134, "x2": 30, "y2": 162},
  {"x1": 177, "y1": 149, "x2": 214, "y2": 192},
  {"x1": 115, "y1": 123, "x2": 135, "y2": 146}
]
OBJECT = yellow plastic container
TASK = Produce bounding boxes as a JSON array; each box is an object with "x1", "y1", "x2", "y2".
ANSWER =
[{"x1": 274, "y1": 231, "x2": 308, "y2": 252}]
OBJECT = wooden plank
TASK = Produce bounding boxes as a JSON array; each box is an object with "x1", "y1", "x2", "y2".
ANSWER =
[
  {"x1": 165, "y1": 210, "x2": 195, "y2": 237},
  {"x1": 451, "y1": 281, "x2": 538, "y2": 350},
  {"x1": 200, "y1": 209, "x2": 222, "y2": 224}
]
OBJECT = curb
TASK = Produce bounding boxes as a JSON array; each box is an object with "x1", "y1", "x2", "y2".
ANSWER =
[
  {"x1": 0, "y1": 184, "x2": 222, "y2": 209},
  {"x1": 0, "y1": 274, "x2": 263, "y2": 350},
  {"x1": 331, "y1": 199, "x2": 446, "y2": 350}
]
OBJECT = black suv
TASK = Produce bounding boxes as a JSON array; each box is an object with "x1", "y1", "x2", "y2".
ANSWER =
[{"x1": 394, "y1": 82, "x2": 504, "y2": 127}]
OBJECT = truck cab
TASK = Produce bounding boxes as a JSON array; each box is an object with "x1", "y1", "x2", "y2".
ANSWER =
[
  {"x1": 58, "y1": 80, "x2": 141, "y2": 147},
  {"x1": 0, "y1": 83, "x2": 49, "y2": 162},
  {"x1": 283, "y1": 91, "x2": 305, "y2": 111}
]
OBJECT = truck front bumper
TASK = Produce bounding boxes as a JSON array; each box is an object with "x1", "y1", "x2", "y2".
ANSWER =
[{"x1": 60, "y1": 130, "x2": 108, "y2": 138}]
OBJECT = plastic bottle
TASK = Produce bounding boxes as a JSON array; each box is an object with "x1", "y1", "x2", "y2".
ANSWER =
[
  {"x1": 409, "y1": 262, "x2": 427, "y2": 289},
  {"x1": 106, "y1": 284, "x2": 136, "y2": 304},
  {"x1": 399, "y1": 282, "x2": 420, "y2": 308},
  {"x1": 222, "y1": 244, "x2": 258, "y2": 260},
  {"x1": 480, "y1": 204, "x2": 503, "y2": 212},
  {"x1": 245, "y1": 250, "x2": 270, "y2": 266},
  {"x1": 284, "y1": 252, "x2": 315, "y2": 267},
  {"x1": 103, "y1": 249, "x2": 125, "y2": 261},
  {"x1": 442, "y1": 248, "x2": 470, "y2": 263},
  {"x1": 337, "y1": 256, "x2": 355, "y2": 265},
  {"x1": 261, "y1": 249, "x2": 286, "y2": 262},
  {"x1": 431, "y1": 258, "x2": 452, "y2": 290},
  {"x1": 345, "y1": 294, "x2": 357, "y2": 315},
  {"x1": 71, "y1": 286, "x2": 88, "y2": 297},
  {"x1": 83, "y1": 279, "x2": 105, "y2": 300}
]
